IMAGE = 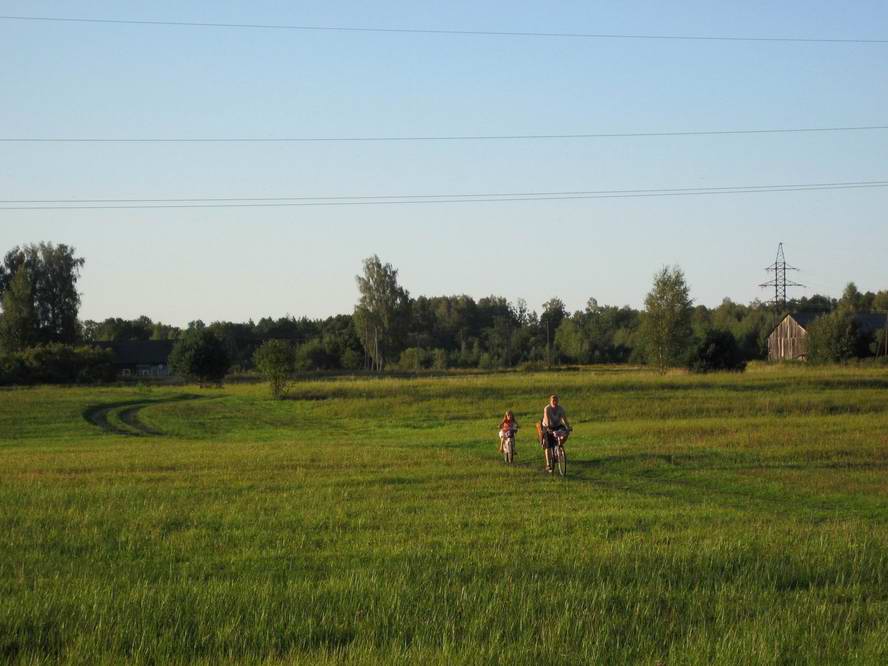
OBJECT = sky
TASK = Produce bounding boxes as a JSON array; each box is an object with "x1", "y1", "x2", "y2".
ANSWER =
[{"x1": 1, "y1": 1, "x2": 887, "y2": 325}]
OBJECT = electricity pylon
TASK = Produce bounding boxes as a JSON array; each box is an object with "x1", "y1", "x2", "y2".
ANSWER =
[{"x1": 759, "y1": 242, "x2": 805, "y2": 310}]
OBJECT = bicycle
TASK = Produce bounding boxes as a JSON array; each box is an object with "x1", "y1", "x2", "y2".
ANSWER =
[
  {"x1": 497, "y1": 423, "x2": 518, "y2": 465},
  {"x1": 502, "y1": 433, "x2": 515, "y2": 464},
  {"x1": 539, "y1": 424, "x2": 569, "y2": 476},
  {"x1": 551, "y1": 437, "x2": 567, "y2": 476}
]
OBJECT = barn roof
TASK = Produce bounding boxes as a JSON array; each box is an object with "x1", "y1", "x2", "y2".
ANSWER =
[{"x1": 95, "y1": 340, "x2": 174, "y2": 365}]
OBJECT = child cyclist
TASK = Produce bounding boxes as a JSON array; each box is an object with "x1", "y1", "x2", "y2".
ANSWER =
[{"x1": 498, "y1": 410, "x2": 519, "y2": 455}]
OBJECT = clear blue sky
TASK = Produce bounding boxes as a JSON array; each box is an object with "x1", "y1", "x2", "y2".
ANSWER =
[{"x1": 1, "y1": 1, "x2": 886, "y2": 325}]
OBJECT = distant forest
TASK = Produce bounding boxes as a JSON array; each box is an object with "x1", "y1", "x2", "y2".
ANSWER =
[
  {"x1": 2, "y1": 244, "x2": 887, "y2": 375},
  {"x1": 82, "y1": 279, "x2": 888, "y2": 372}
]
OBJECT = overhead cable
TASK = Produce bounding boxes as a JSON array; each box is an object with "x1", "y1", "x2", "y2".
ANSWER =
[
  {"x1": 1, "y1": 15, "x2": 886, "y2": 44},
  {"x1": 4, "y1": 125, "x2": 888, "y2": 143},
  {"x1": 2, "y1": 180, "x2": 887, "y2": 211}
]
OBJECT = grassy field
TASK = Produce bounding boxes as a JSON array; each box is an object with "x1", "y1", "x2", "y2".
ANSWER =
[{"x1": 2, "y1": 364, "x2": 888, "y2": 664}]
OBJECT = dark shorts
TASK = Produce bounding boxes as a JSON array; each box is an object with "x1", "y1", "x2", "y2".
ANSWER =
[{"x1": 543, "y1": 427, "x2": 568, "y2": 448}]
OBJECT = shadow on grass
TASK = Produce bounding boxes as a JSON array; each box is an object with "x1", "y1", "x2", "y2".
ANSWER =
[
  {"x1": 283, "y1": 392, "x2": 331, "y2": 402},
  {"x1": 571, "y1": 452, "x2": 888, "y2": 473},
  {"x1": 82, "y1": 394, "x2": 206, "y2": 437},
  {"x1": 564, "y1": 453, "x2": 888, "y2": 521}
]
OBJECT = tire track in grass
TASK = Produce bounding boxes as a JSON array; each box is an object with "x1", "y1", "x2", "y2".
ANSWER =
[
  {"x1": 82, "y1": 395, "x2": 205, "y2": 436},
  {"x1": 117, "y1": 404, "x2": 164, "y2": 435}
]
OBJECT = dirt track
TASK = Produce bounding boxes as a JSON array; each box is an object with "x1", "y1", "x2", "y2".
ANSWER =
[{"x1": 82, "y1": 395, "x2": 203, "y2": 436}]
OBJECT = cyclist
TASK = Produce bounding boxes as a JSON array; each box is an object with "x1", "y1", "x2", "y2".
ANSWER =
[
  {"x1": 541, "y1": 394, "x2": 571, "y2": 472},
  {"x1": 498, "y1": 410, "x2": 519, "y2": 456}
]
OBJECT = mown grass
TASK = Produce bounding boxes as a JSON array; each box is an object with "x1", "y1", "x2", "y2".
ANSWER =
[{"x1": 1, "y1": 364, "x2": 888, "y2": 664}]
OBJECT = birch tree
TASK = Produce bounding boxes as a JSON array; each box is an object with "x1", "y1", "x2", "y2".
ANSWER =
[
  {"x1": 0, "y1": 267, "x2": 36, "y2": 352},
  {"x1": 0, "y1": 243, "x2": 85, "y2": 345},
  {"x1": 640, "y1": 266, "x2": 693, "y2": 372},
  {"x1": 354, "y1": 255, "x2": 409, "y2": 372}
]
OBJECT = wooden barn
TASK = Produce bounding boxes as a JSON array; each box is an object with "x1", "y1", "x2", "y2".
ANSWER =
[
  {"x1": 768, "y1": 312, "x2": 888, "y2": 361},
  {"x1": 768, "y1": 313, "x2": 819, "y2": 361},
  {"x1": 96, "y1": 340, "x2": 175, "y2": 377}
]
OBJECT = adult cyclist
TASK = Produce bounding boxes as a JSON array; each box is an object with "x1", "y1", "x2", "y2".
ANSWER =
[{"x1": 541, "y1": 394, "x2": 572, "y2": 473}]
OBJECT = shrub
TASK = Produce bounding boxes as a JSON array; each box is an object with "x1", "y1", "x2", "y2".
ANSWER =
[
  {"x1": 0, "y1": 344, "x2": 115, "y2": 385},
  {"x1": 432, "y1": 348, "x2": 448, "y2": 370},
  {"x1": 72, "y1": 346, "x2": 118, "y2": 383},
  {"x1": 340, "y1": 348, "x2": 363, "y2": 371},
  {"x1": 688, "y1": 330, "x2": 747, "y2": 373},
  {"x1": 295, "y1": 339, "x2": 328, "y2": 371},
  {"x1": 455, "y1": 341, "x2": 481, "y2": 368},
  {"x1": 0, "y1": 352, "x2": 26, "y2": 384},
  {"x1": 478, "y1": 353, "x2": 496, "y2": 370},
  {"x1": 807, "y1": 311, "x2": 858, "y2": 363},
  {"x1": 169, "y1": 329, "x2": 231, "y2": 385},
  {"x1": 397, "y1": 347, "x2": 431, "y2": 371},
  {"x1": 253, "y1": 340, "x2": 295, "y2": 399}
]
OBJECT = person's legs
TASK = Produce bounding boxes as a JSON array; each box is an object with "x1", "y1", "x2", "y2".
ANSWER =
[{"x1": 544, "y1": 430, "x2": 556, "y2": 470}]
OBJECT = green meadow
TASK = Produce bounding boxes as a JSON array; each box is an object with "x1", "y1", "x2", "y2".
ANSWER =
[{"x1": 2, "y1": 365, "x2": 888, "y2": 664}]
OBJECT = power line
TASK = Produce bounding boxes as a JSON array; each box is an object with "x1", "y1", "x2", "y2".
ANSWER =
[
  {"x1": 2, "y1": 180, "x2": 886, "y2": 211},
  {"x1": 1, "y1": 15, "x2": 886, "y2": 44},
  {"x1": 4, "y1": 180, "x2": 888, "y2": 204},
  {"x1": 5, "y1": 125, "x2": 888, "y2": 144}
]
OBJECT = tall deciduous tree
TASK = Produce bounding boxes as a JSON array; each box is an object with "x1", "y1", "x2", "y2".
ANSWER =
[
  {"x1": 540, "y1": 298, "x2": 568, "y2": 366},
  {"x1": 554, "y1": 316, "x2": 587, "y2": 363},
  {"x1": 354, "y1": 255, "x2": 409, "y2": 372},
  {"x1": 169, "y1": 328, "x2": 231, "y2": 386},
  {"x1": 0, "y1": 266, "x2": 36, "y2": 352},
  {"x1": 81, "y1": 316, "x2": 154, "y2": 343},
  {"x1": 838, "y1": 282, "x2": 864, "y2": 313},
  {"x1": 640, "y1": 266, "x2": 693, "y2": 372},
  {"x1": 0, "y1": 243, "x2": 85, "y2": 345},
  {"x1": 807, "y1": 311, "x2": 858, "y2": 363}
]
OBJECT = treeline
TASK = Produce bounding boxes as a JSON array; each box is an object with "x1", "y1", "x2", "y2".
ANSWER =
[
  {"x1": 83, "y1": 315, "x2": 364, "y2": 372},
  {"x1": 78, "y1": 269, "x2": 888, "y2": 372},
  {"x1": 803, "y1": 284, "x2": 888, "y2": 362},
  {"x1": 2, "y1": 244, "x2": 887, "y2": 385}
]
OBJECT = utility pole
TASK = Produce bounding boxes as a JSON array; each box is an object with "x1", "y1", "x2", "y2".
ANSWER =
[{"x1": 759, "y1": 242, "x2": 805, "y2": 312}]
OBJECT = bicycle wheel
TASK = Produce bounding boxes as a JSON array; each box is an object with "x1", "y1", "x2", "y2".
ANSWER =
[
  {"x1": 556, "y1": 445, "x2": 566, "y2": 476},
  {"x1": 503, "y1": 438, "x2": 514, "y2": 464}
]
